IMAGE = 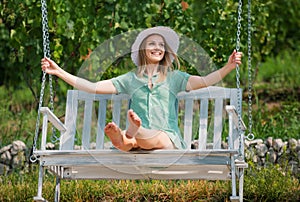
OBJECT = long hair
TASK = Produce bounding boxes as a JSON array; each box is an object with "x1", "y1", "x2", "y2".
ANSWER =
[{"x1": 136, "y1": 34, "x2": 180, "y2": 82}]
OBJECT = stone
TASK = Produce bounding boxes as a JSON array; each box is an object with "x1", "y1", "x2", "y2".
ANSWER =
[
  {"x1": 296, "y1": 145, "x2": 300, "y2": 153},
  {"x1": 267, "y1": 148, "x2": 277, "y2": 163},
  {"x1": 0, "y1": 150, "x2": 12, "y2": 164},
  {"x1": 273, "y1": 138, "x2": 284, "y2": 152},
  {"x1": 221, "y1": 141, "x2": 228, "y2": 149},
  {"x1": 12, "y1": 152, "x2": 26, "y2": 169},
  {"x1": 0, "y1": 144, "x2": 12, "y2": 154},
  {"x1": 244, "y1": 140, "x2": 250, "y2": 148},
  {"x1": 11, "y1": 140, "x2": 26, "y2": 155},
  {"x1": 249, "y1": 139, "x2": 263, "y2": 146},
  {"x1": 265, "y1": 137, "x2": 273, "y2": 148},
  {"x1": 46, "y1": 142, "x2": 55, "y2": 150},
  {"x1": 74, "y1": 145, "x2": 82, "y2": 150},
  {"x1": 90, "y1": 142, "x2": 96, "y2": 149},
  {"x1": 252, "y1": 155, "x2": 258, "y2": 163},
  {"x1": 288, "y1": 161, "x2": 298, "y2": 175},
  {"x1": 288, "y1": 138, "x2": 297, "y2": 151},
  {"x1": 104, "y1": 142, "x2": 113, "y2": 149},
  {"x1": 256, "y1": 144, "x2": 268, "y2": 157}
]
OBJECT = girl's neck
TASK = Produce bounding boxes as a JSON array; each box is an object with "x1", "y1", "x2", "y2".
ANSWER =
[{"x1": 145, "y1": 63, "x2": 159, "y2": 77}]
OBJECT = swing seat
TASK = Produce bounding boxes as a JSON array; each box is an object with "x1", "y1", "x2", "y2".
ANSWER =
[{"x1": 33, "y1": 86, "x2": 247, "y2": 202}]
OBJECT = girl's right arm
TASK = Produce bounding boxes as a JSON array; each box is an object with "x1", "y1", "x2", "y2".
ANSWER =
[{"x1": 41, "y1": 57, "x2": 117, "y2": 94}]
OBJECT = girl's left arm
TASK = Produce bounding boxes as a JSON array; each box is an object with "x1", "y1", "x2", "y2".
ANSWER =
[{"x1": 186, "y1": 50, "x2": 242, "y2": 91}]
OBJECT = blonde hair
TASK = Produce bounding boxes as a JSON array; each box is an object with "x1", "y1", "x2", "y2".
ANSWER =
[{"x1": 136, "y1": 34, "x2": 180, "y2": 82}]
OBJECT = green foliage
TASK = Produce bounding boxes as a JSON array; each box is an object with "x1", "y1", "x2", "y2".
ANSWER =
[
  {"x1": 0, "y1": 0, "x2": 195, "y2": 88},
  {"x1": 256, "y1": 51, "x2": 300, "y2": 90},
  {"x1": 0, "y1": 86, "x2": 37, "y2": 147},
  {"x1": 251, "y1": 102, "x2": 300, "y2": 141},
  {"x1": 191, "y1": 0, "x2": 300, "y2": 68},
  {"x1": 1, "y1": 0, "x2": 300, "y2": 89},
  {"x1": 244, "y1": 163, "x2": 300, "y2": 201}
]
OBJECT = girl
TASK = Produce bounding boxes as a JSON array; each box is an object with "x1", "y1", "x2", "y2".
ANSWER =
[{"x1": 41, "y1": 26, "x2": 242, "y2": 151}]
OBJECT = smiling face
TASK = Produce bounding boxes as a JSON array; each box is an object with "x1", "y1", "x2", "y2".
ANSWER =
[{"x1": 142, "y1": 34, "x2": 166, "y2": 65}]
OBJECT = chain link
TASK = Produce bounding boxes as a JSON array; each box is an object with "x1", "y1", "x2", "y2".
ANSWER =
[
  {"x1": 235, "y1": 0, "x2": 243, "y2": 159},
  {"x1": 31, "y1": 0, "x2": 56, "y2": 162},
  {"x1": 247, "y1": 0, "x2": 254, "y2": 141}
]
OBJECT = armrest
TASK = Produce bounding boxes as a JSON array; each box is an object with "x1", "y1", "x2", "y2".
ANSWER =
[
  {"x1": 226, "y1": 105, "x2": 247, "y2": 131},
  {"x1": 40, "y1": 107, "x2": 67, "y2": 132}
]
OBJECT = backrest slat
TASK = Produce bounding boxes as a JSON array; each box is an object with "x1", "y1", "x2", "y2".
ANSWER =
[
  {"x1": 96, "y1": 100, "x2": 107, "y2": 149},
  {"x1": 61, "y1": 87, "x2": 242, "y2": 151},
  {"x1": 198, "y1": 99, "x2": 208, "y2": 150},
  {"x1": 61, "y1": 90, "x2": 78, "y2": 150},
  {"x1": 230, "y1": 88, "x2": 242, "y2": 150},
  {"x1": 213, "y1": 98, "x2": 224, "y2": 149},
  {"x1": 183, "y1": 98, "x2": 194, "y2": 149},
  {"x1": 82, "y1": 100, "x2": 93, "y2": 149},
  {"x1": 112, "y1": 99, "x2": 122, "y2": 126}
]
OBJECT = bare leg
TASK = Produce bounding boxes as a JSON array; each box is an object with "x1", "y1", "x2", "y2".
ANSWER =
[
  {"x1": 104, "y1": 122, "x2": 137, "y2": 152},
  {"x1": 105, "y1": 110, "x2": 175, "y2": 151},
  {"x1": 125, "y1": 109, "x2": 141, "y2": 138},
  {"x1": 126, "y1": 110, "x2": 175, "y2": 150},
  {"x1": 136, "y1": 129, "x2": 175, "y2": 150}
]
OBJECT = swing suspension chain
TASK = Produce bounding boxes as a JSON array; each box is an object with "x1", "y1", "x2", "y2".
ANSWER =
[
  {"x1": 30, "y1": 0, "x2": 56, "y2": 163},
  {"x1": 235, "y1": 0, "x2": 243, "y2": 159},
  {"x1": 247, "y1": 0, "x2": 254, "y2": 141},
  {"x1": 40, "y1": 0, "x2": 58, "y2": 143}
]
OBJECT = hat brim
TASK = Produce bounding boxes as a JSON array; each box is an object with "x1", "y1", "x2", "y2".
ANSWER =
[{"x1": 131, "y1": 26, "x2": 179, "y2": 66}]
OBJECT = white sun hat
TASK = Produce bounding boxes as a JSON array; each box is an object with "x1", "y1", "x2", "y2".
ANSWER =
[{"x1": 131, "y1": 26, "x2": 180, "y2": 66}]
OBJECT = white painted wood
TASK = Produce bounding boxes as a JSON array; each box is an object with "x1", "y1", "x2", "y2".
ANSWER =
[
  {"x1": 40, "y1": 107, "x2": 67, "y2": 132},
  {"x1": 60, "y1": 90, "x2": 78, "y2": 150},
  {"x1": 34, "y1": 86, "x2": 247, "y2": 202},
  {"x1": 112, "y1": 99, "x2": 122, "y2": 126},
  {"x1": 198, "y1": 99, "x2": 208, "y2": 150},
  {"x1": 226, "y1": 106, "x2": 246, "y2": 131},
  {"x1": 183, "y1": 98, "x2": 193, "y2": 149},
  {"x1": 96, "y1": 100, "x2": 107, "y2": 149},
  {"x1": 41, "y1": 113, "x2": 48, "y2": 151},
  {"x1": 82, "y1": 100, "x2": 93, "y2": 149},
  {"x1": 213, "y1": 98, "x2": 223, "y2": 149}
]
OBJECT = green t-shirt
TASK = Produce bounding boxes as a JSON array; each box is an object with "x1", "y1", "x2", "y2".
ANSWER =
[{"x1": 111, "y1": 70, "x2": 191, "y2": 149}]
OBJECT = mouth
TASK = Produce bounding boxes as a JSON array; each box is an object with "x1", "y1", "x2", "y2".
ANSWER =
[{"x1": 151, "y1": 51, "x2": 163, "y2": 57}]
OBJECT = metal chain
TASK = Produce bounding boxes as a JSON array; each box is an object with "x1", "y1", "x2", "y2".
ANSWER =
[
  {"x1": 235, "y1": 0, "x2": 243, "y2": 159},
  {"x1": 41, "y1": 0, "x2": 58, "y2": 143},
  {"x1": 247, "y1": 0, "x2": 255, "y2": 141},
  {"x1": 30, "y1": 0, "x2": 55, "y2": 162}
]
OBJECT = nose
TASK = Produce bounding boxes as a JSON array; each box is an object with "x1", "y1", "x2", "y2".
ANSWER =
[{"x1": 154, "y1": 43, "x2": 163, "y2": 50}]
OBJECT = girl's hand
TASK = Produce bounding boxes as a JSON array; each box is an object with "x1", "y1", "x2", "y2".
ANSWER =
[
  {"x1": 227, "y1": 50, "x2": 243, "y2": 70},
  {"x1": 41, "y1": 57, "x2": 60, "y2": 76}
]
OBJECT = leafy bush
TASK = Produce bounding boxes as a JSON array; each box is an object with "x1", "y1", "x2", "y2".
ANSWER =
[{"x1": 244, "y1": 162, "x2": 300, "y2": 201}]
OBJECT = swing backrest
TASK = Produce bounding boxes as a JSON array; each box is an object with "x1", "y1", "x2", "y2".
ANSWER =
[{"x1": 59, "y1": 86, "x2": 241, "y2": 151}]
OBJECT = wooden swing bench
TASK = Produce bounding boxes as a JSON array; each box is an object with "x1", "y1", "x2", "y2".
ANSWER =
[{"x1": 33, "y1": 86, "x2": 247, "y2": 202}]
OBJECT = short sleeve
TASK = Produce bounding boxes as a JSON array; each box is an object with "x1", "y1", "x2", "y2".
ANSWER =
[
  {"x1": 110, "y1": 72, "x2": 133, "y2": 94},
  {"x1": 169, "y1": 70, "x2": 191, "y2": 93}
]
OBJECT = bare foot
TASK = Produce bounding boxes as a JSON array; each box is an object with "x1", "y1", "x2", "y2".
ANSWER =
[
  {"x1": 126, "y1": 109, "x2": 142, "y2": 138},
  {"x1": 104, "y1": 122, "x2": 123, "y2": 148}
]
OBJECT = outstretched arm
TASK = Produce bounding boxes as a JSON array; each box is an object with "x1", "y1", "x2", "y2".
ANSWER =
[
  {"x1": 186, "y1": 50, "x2": 242, "y2": 91},
  {"x1": 41, "y1": 57, "x2": 117, "y2": 94}
]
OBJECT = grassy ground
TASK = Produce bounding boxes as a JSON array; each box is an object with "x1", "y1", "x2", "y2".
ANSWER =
[{"x1": 0, "y1": 163, "x2": 299, "y2": 201}]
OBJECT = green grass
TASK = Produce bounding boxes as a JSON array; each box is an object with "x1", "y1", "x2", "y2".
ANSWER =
[
  {"x1": 256, "y1": 51, "x2": 300, "y2": 90},
  {"x1": 0, "y1": 164, "x2": 299, "y2": 201}
]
